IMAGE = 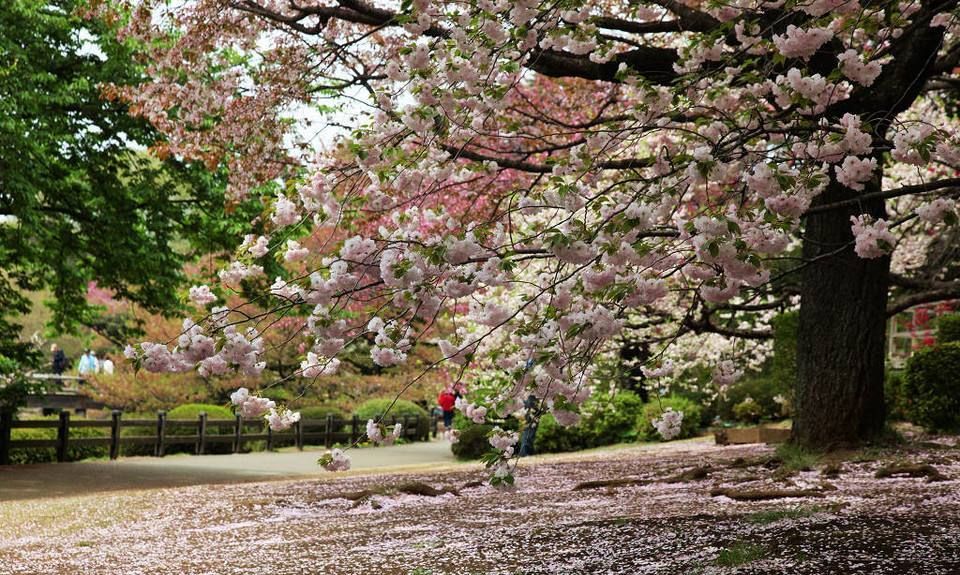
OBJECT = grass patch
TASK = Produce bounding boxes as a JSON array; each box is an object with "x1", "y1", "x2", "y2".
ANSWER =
[
  {"x1": 775, "y1": 443, "x2": 820, "y2": 472},
  {"x1": 747, "y1": 506, "x2": 820, "y2": 525},
  {"x1": 715, "y1": 542, "x2": 767, "y2": 567}
]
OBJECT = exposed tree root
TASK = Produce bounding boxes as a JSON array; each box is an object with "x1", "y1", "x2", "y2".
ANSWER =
[
  {"x1": 665, "y1": 466, "x2": 711, "y2": 483},
  {"x1": 710, "y1": 487, "x2": 827, "y2": 501},
  {"x1": 821, "y1": 463, "x2": 843, "y2": 478},
  {"x1": 572, "y1": 478, "x2": 650, "y2": 491},
  {"x1": 874, "y1": 463, "x2": 948, "y2": 482},
  {"x1": 341, "y1": 481, "x2": 461, "y2": 507}
]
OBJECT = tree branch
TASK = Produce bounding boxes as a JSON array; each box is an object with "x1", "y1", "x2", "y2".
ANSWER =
[{"x1": 888, "y1": 283, "x2": 960, "y2": 316}]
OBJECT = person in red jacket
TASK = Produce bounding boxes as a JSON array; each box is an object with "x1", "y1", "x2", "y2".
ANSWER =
[{"x1": 438, "y1": 387, "x2": 457, "y2": 429}]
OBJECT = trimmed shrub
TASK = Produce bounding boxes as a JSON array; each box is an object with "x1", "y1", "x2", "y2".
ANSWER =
[
  {"x1": 732, "y1": 397, "x2": 763, "y2": 424},
  {"x1": 9, "y1": 418, "x2": 109, "y2": 464},
  {"x1": 904, "y1": 342, "x2": 960, "y2": 432},
  {"x1": 353, "y1": 398, "x2": 430, "y2": 439},
  {"x1": 769, "y1": 312, "x2": 798, "y2": 388},
  {"x1": 167, "y1": 404, "x2": 237, "y2": 454},
  {"x1": 534, "y1": 413, "x2": 589, "y2": 454},
  {"x1": 884, "y1": 369, "x2": 908, "y2": 421},
  {"x1": 580, "y1": 390, "x2": 644, "y2": 446},
  {"x1": 638, "y1": 397, "x2": 703, "y2": 441},
  {"x1": 938, "y1": 314, "x2": 960, "y2": 344},
  {"x1": 167, "y1": 403, "x2": 234, "y2": 421},
  {"x1": 260, "y1": 387, "x2": 293, "y2": 403},
  {"x1": 451, "y1": 423, "x2": 494, "y2": 459},
  {"x1": 299, "y1": 404, "x2": 349, "y2": 433},
  {"x1": 717, "y1": 377, "x2": 788, "y2": 422}
]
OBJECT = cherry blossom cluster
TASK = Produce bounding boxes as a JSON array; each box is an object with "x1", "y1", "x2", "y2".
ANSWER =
[
  {"x1": 850, "y1": 216, "x2": 897, "y2": 259},
  {"x1": 318, "y1": 448, "x2": 351, "y2": 472},
  {"x1": 366, "y1": 420, "x2": 403, "y2": 446},
  {"x1": 95, "y1": 0, "x2": 960, "y2": 478},
  {"x1": 651, "y1": 408, "x2": 684, "y2": 441}
]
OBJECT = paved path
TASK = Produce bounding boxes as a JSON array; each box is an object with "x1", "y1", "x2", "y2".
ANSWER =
[{"x1": 0, "y1": 440, "x2": 459, "y2": 501}]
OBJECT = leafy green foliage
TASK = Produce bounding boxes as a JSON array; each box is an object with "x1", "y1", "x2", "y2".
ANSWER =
[
  {"x1": 769, "y1": 312, "x2": 798, "y2": 389},
  {"x1": 299, "y1": 404, "x2": 349, "y2": 433},
  {"x1": 638, "y1": 396, "x2": 703, "y2": 441},
  {"x1": 717, "y1": 377, "x2": 788, "y2": 422},
  {"x1": 580, "y1": 390, "x2": 645, "y2": 445},
  {"x1": 166, "y1": 403, "x2": 234, "y2": 421},
  {"x1": 732, "y1": 397, "x2": 764, "y2": 423},
  {"x1": 774, "y1": 443, "x2": 820, "y2": 472},
  {"x1": 0, "y1": 0, "x2": 256, "y2": 355},
  {"x1": 450, "y1": 423, "x2": 495, "y2": 460},
  {"x1": 533, "y1": 413, "x2": 588, "y2": 454},
  {"x1": 531, "y1": 391, "x2": 646, "y2": 454},
  {"x1": 353, "y1": 397, "x2": 429, "y2": 438},
  {"x1": 904, "y1": 342, "x2": 960, "y2": 432},
  {"x1": 353, "y1": 398, "x2": 429, "y2": 420},
  {"x1": 884, "y1": 369, "x2": 908, "y2": 421},
  {"x1": 746, "y1": 506, "x2": 820, "y2": 525},
  {"x1": 938, "y1": 314, "x2": 960, "y2": 344},
  {"x1": 715, "y1": 542, "x2": 767, "y2": 567},
  {"x1": 8, "y1": 422, "x2": 109, "y2": 464}
]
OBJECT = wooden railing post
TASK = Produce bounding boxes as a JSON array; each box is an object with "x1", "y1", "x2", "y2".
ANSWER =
[
  {"x1": 431, "y1": 413, "x2": 438, "y2": 439},
  {"x1": 294, "y1": 419, "x2": 303, "y2": 451},
  {"x1": 109, "y1": 410, "x2": 122, "y2": 460},
  {"x1": 350, "y1": 415, "x2": 359, "y2": 444},
  {"x1": 0, "y1": 412, "x2": 11, "y2": 465},
  {"x1": 266, "y1": 422, "x2": 274, "y2": 451},
  {"x1": 197, "y1": 412, "x2": 208, "y2": 455},
  {"x1": 155, "y1": 411, "x2": 167, "y2": 457},
  {"x1": 233, "y1": 415, "x2": 242, "y2": 453},
  {"x1": 402, "y1": 415, "x2": 410, "y2": 440},
  {"x1": 324, "y1": 414, "x2": 333, "y2": 448},
  {"x1": 56, "y1": 410, "x2": 70, "y2": 463}
]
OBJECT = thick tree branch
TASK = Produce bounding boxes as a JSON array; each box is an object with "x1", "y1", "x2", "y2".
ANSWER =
[
  {"x1": 888, "y1": 283, "x2": 960, "y2": 316},
  {"x1": 804, "y1": 178, "x2": 960, "y2": 215}
]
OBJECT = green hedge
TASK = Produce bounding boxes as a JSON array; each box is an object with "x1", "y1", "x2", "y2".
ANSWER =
[
  {"x1": 885, "y1": 369, "x2": 908, "y2": 421},
  {"x1": 353, "y1": 398, "x2": 430, "y2": 438},
  {"x1": 534, "y1": 413, "x2": 588, "y2": 454},
  {"x1": 939, "y1": 314, "x2": 960, "y2": 344},
  {"x1": 167, "y1": 403, "x2": 234, "y2": 420},
  {"x1": 904, "y1": 342, "x2": 960, "y2": 432},
  {"x1": 298, "y1": 404, "x2": 349, "y2": 434},
  {"x1": 533, "y1": 391, "x2": 649, "y2": 455},
  {"x1": 9, "y1": 418, "x2": 109, "y2": 464},
  {"x1": 717, "y1": 377, "x2": 788, "y2": 423},
  {"x1": 166, "y1": 404, "x2": 237, "y2": 454},
  {"x1": 580, "y1": 391, "x2": 645, "y2": 446},
  {"x1": 638, "y1": 396, "x2": 703, "y2": 441},
  {"x1": 450, "y1": 423, "x2": 495, "y2": 459}
]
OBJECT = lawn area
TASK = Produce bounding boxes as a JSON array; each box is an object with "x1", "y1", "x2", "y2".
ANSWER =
[{"x1": 1, "y1": 436, "x2": 958, "y2": 574}]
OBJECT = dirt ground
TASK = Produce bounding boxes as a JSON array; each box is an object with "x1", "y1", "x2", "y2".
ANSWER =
[{"x1": 1, "y1": 437, "x2": 958, "y2": 575}]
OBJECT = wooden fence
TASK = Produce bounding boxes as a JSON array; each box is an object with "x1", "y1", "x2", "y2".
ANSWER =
[{"x1": 0, "y1": 410, "x2": 434, "y2": 465}]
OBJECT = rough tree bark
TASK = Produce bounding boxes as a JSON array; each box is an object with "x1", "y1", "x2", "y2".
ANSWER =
[
  {"x1": 793, "y1": 6, "x2": 947, "y2": 448},
  {"x1": 794, "y1": 178, "x2": 890, "y2": 448}
]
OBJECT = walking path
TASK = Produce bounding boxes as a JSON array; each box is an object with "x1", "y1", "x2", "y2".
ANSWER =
[{"x1": 0, "y1": 439, "x2": 458, "y2": 501}]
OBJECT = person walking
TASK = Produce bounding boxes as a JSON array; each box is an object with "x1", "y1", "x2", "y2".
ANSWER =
[
  {"x1": 78, "y1": 350, "x2": 95, "y2": 376},
  {"x1": 438, "y1": 387, "x2": 456, "y2": 430},
  {"x1": 51, "y1": 344, "x2": 68, "y2": 376}
]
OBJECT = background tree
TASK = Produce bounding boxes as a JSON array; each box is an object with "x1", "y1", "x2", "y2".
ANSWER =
[{"x1": 0, "y1": 0, "x2": 259, "y2": 408}]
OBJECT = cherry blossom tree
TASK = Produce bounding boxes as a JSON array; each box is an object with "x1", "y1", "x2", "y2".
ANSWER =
[{"x1": 93, "y1": 0, "x2": 960, "y2": 468}]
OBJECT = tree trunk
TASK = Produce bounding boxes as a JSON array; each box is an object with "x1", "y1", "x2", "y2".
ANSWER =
[{"x1": 794, "y1": 179, "x2": 889, "y2": 448}]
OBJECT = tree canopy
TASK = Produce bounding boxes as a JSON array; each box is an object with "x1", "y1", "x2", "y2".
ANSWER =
[
  {"x1": 0, "y1": 0, "x2": 258, "y2": 365},
  {"x1": 100, "y1": 0, "x2": 960, "y2": 474}
]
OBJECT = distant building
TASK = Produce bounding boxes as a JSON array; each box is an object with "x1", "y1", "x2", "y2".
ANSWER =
[{"x1": 887, "y1": 301, "x2": 958, "y2": 368}]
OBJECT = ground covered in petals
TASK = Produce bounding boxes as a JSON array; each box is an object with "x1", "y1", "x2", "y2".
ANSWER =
[{"x1": 1, "y1": 437, "x2": 959, "y2": 575}]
